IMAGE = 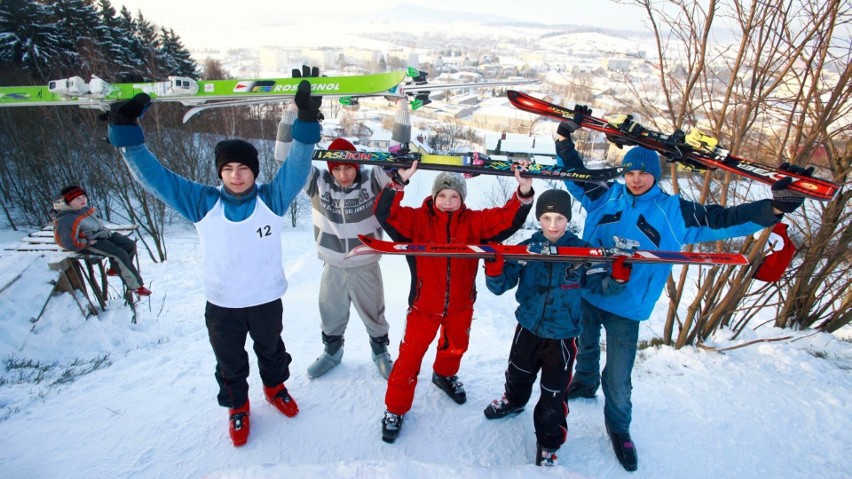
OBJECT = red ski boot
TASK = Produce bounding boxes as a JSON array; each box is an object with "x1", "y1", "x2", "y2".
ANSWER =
[
  {"x1": 263, "y1": 383, "x2": 299, "y2": 417},
  {"x1": 228, "y1": 401, "x2": 250, "y2": 447}
]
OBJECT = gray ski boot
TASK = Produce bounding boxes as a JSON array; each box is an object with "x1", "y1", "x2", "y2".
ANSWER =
[
  {"x1": 370, "y1": 334, "x2": 393, "y2": 380},
  {"x1": 306, "y1": 333, "x2": 344, "y2": 379}
]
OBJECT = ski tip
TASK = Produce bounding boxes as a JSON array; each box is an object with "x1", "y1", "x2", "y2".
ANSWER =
[
  {"x1": 345, "y1": 242, "x2": 379, "y2": 259},
  {"x1": 182, "y1": 108, "x2": 200, "y2": 123}
]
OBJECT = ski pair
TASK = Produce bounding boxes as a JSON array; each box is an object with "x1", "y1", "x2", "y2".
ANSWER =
[
  {"x1": 0, "y1": 71, "x2": 408, "y2": 110},
  {"x1": 312, "y1": 149, "x2": 623, "y2": 184},
  {"x1": 506, "y1": 90, "x2": 840, "y2": 201},
  {"x1": 346, "y1": 235, "x2": 749, "y2": 266}
]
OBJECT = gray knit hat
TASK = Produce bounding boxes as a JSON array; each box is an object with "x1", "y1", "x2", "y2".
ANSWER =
[{"x1": 431, "y1": 172, "x2": 467, "y2": 202}]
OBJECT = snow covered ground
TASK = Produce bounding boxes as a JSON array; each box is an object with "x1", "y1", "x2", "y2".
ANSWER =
[{"x1": 0, "y1": 174, "x2": 850, "y2": 478}]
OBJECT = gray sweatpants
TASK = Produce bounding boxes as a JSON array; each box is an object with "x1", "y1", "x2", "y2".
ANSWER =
[
  {"x1": 85, "y1": 233, "x2": 142, "y2": 290},
  {"x1": 318, "y1": 261, "x2": 389, "y2": 338}
]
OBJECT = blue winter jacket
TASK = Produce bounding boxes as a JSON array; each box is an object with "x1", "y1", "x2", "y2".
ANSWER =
[
  {"x1": 485, "y1": 230, "x2": 625, "y2": 339},
  {"x1": 107, "y1": 120, "x2": 319, "y2": 222},
  {"x1": 556, "y1": 138, "x2": 780, "y2": 321}
]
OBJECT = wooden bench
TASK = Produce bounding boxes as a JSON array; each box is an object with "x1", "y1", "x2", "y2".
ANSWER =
[{"x1": 4, "y1": 224, "x2": 140, "y2": 321}]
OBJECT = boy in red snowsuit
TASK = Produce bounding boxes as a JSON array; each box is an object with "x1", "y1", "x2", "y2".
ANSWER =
[{"x1": 375, "y1": 161, "x2": 534, "y2": 443}]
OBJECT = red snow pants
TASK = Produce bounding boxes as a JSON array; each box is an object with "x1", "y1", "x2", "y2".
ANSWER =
[{"x1": 385, "y1": 306, "x2": 473, "y2": 415}]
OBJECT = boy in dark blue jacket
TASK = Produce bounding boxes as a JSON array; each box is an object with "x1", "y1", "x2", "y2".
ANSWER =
[{"x1": 483, "y1": 189, "x2": 631, "y2": 467}]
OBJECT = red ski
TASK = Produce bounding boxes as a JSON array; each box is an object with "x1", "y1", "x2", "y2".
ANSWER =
[
  {"x1": 506, "y1": 90, "x2": 840, "y2": 201},
  {"x1": 347, "y1": 235, "x2": 749, "y2": 266}
]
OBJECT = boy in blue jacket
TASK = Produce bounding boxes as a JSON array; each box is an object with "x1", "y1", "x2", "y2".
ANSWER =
[
  {"x1": 106, "y1": 73, "x2": 322, "y2": 448},
  {"x1": 483, "y1": 189, "x2": 631, "y2": 467},
  {"x1": 554, "y1": 110, "x2": 811, "y2": 471}
]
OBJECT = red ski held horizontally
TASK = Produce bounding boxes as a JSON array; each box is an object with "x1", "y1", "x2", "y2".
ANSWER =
[
  {"x1": 506, "y1": 90, "x2": 840, "y2": 201},
  {"x1": 347, "y1": 235, "x2": 749, "y2": 266}
]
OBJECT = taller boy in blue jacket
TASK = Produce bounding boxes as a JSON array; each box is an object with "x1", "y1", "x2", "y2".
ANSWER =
[
  {"x1": 554, "y1": 109, "x2": 810, "y2": 471},
  {"x1": 106, "y1": 70, "x2": 323, "y2": 448}
]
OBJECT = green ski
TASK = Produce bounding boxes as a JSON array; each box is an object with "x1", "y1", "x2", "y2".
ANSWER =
[{"x1": 0, "y1": 71, "x2": 408, "y2": 109}]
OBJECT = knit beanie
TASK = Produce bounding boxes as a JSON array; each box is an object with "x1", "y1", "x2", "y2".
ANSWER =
[
  {"x1": 61, "y1": 185, "x2": 87, "y2": 204},
  {"x1": 432, "y1": 172, "x2": 467, "y2": 202},
  {"x1": 215, "y1": 139, "x2": 259, "y2": 179},
  {"x1": 327, "y1": 138, "x2": 358, "y2": 170},
  {"x1": 621, "y1": 146, "x2": 661, "y2": 181},
  {"x1": 536, "y1": 189, "x2": 572, "y2": 221}
]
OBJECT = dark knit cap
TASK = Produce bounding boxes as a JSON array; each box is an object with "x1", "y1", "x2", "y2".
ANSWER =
[
  {"x1": 61, "y1": 185, "x2": 87, "y2": 204},
  {"x1": 536, "y1": 189, "x2": 572, "y2": 221},
  {"x1": 215, "y1": 139, "x2": 259, "y2": 179},
  {"x1": 327, "y1": 137, "x2": 358, "y2": 170},
  {"x1": 621, "y1": 146, "x2": 661, "y2": 181}
]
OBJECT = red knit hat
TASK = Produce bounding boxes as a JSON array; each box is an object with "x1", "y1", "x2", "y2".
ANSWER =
[
  {"x1": 61, "y1": 185, "x2": 87, "y2": 204},
  {"x1": 327, "y1": 138, "x2": 358, "y2": 170}
]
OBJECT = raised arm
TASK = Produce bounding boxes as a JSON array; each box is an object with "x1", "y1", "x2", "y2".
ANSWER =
[{"x1": 107, "y1": 94, "x2": 218, "y2": 223}]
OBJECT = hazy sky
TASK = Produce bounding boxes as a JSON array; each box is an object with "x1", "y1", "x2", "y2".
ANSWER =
[{"x1": 111, "y1": 0, "x2": 650, "y2": 50}]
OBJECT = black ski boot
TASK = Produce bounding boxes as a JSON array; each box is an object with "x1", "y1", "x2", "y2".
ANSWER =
[
  {"x1": 432, "y1": 372, "x2": 466, "y2": 404},
  {"x1": 607, "y1": 425, "x2": 638, "y2": 471},
  {"x1": 484, "y1": 394, "x2": 525, "y2": 419},
  {"x1": 381, "y1": 411, "x2": 404, "y2": 443},
  {"x1": 566, "y1": 379, "x2": 599, "y2": 399}
]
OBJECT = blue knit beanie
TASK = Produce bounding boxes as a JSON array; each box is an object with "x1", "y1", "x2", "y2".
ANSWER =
[{"x1": 621, "y1": 147, "x2": 661, "y2": 181}]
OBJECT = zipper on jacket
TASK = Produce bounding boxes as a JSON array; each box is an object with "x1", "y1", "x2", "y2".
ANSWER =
[
  {"x1": 443, "y1": 211, "x2": 453, "y2": 316},
  {"x1": 534, "y1": 260, "x2": 555, "y2": 334}
]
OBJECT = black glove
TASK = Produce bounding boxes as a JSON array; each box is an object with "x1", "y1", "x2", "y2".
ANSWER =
[
  {"x1": 557, "y1": 120, "x2": 580, "y2": 137},
  {"x1": 557, "y1": 104, "x2": 592, "y2": 137},
  {"x1": 771, "y1": 163, "x2": 813, "y2": 213},
  {"x1": 101, "y1": 93, "x2": 151, "y2": 125},
  {"x1": 292, "y1": 65, "x2": 323, "y2": 123}
]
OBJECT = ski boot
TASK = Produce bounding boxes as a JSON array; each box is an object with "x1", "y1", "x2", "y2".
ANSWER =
[
  {"x1": 370, "y1": 334, "x2": 393, "y2": 380},
  {"x1": 381, "y1": 411, "x2": 404, "y2": 444},
  {"x1": 607, "y1": 425, "x2": 638, "y2": 471},
  {"x1": 228, "y1": 401, "x2": 250, "y2": 447},
  {"x1": 535, "y1": 443, "x2": 558, "y2": 467},
  {"x1": 483, "y1": 394, "x2": 525, "y2": 419},
  {"x1": 135, "y1": 286, "x2": 152, "y2": 297},
  {"x1": 566, "y1": 379, "x2": 599, "y2": 400},
  {"x1": 432, "y1": 372, "x2": 466, "y2": 404},
  {"x1": 263, "y1": 383, "x2": 299, "y2": 417},
  {"x1": 306, "y1": 333, "x2": 344, "y2": 379}
]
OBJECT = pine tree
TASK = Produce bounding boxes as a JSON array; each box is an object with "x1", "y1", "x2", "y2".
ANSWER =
[
  {"x1": 134, "y1": 12, "x2": 161, "y2": 80},
  {"x1": 115, "y1": 6, "x2": 146, "y2": 81},
  {"x1": 49, "y1": 0, "x2": 104, "y2": 76},
  {"x1": 0, "y1": 0, "x2": 65, "y2": 80},
  {"x1": 158, "y1": 27, "x2": 197, "y2": 77}
]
